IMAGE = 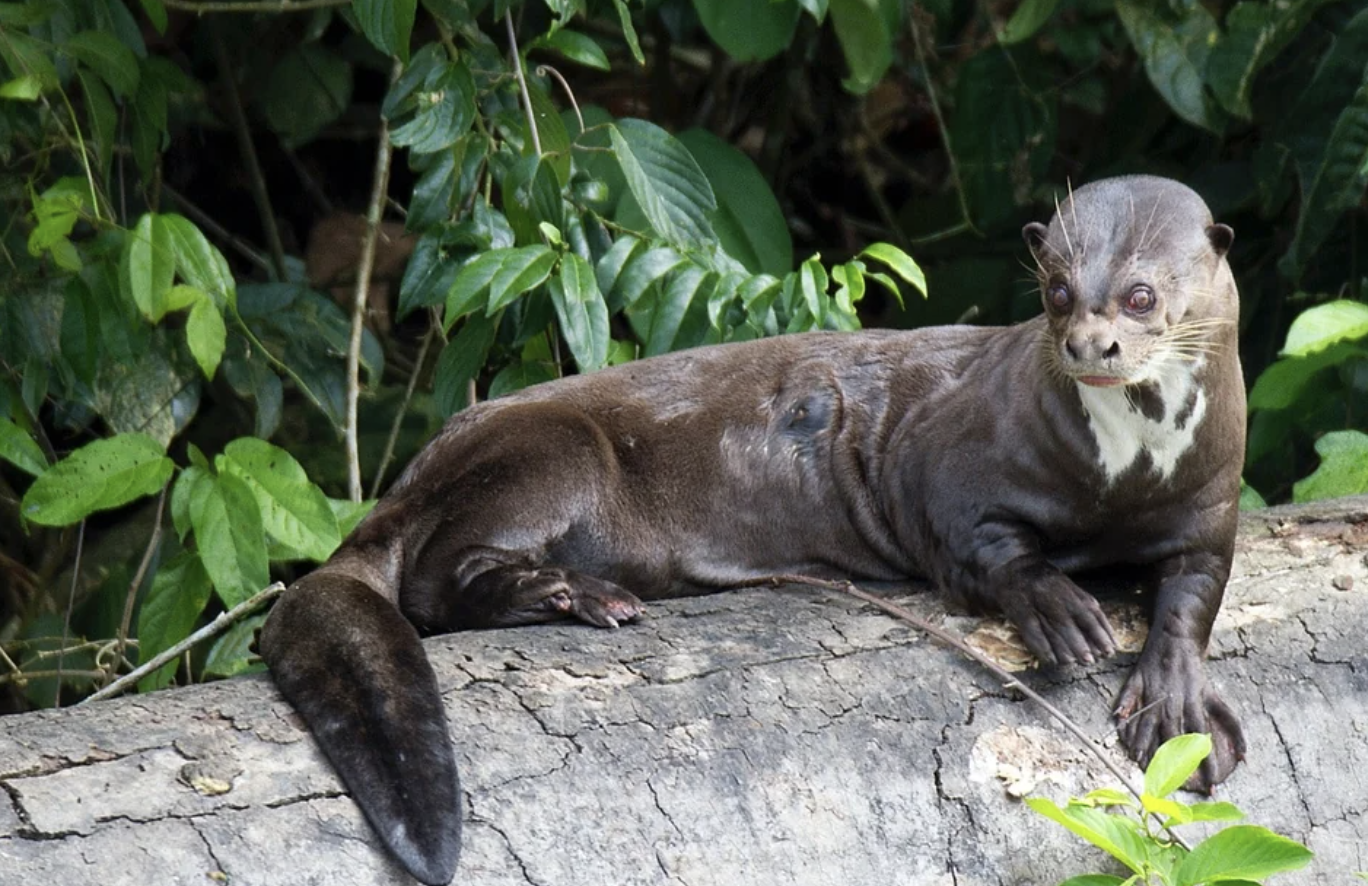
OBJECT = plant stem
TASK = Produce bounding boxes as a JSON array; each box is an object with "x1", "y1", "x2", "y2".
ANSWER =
[
  {"x1": 346, "y1": 60, "x2": 400, "y2": 502},
  {"x1": 506, "y1": 12, "x2": 542, "y2": 156},
  {"x1": 370, "y1": 323, "x2": 435, "y2": 499},
  {"x1": 110, "y1": 484, "x2": 169, "y2": 687}
]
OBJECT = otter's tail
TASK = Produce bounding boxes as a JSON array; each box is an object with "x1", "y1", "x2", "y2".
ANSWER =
[{"x1": 259, "y1": 572, "x2": 461, "y2": 885}]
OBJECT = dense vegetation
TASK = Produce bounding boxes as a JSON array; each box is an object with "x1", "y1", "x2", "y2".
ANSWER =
[{"x1": 0, "y1": 0, "x2": 1364, "y2": 709}]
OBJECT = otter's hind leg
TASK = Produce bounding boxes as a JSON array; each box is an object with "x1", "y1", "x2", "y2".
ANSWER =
[{"x1": 417, "y1": 545, "x2": 645, "y2": 630}]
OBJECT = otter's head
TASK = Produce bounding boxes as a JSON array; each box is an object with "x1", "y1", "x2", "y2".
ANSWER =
[{"x1": 1022, "y1": 175, "x2": 1236, "y2": 389}]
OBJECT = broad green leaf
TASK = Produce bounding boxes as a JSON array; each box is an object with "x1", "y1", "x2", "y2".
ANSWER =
[
  {"x1": 0, "y1": 418, "x2": 47, "y2": 476},
  {"x1": 829, "y1": 0, "x2": 896, "y2": 93},
  {"x1": 678, "y1": 128, "x2": 793, "y2": 276},
  {"x1": 797, "y1": 256, "x2": 827, "y2": 324},
  {"x1": 1025, "y1": 798, "x2": 1149, "y2": 873},
  {"x1": 610, "y1": 119, "x2": 717, "y2": 251},
  {"x1": 330, "y1": 496, "x2": 376, "y2": 538},
  {"x1": 165, "y1": 284, "x2": 204, "y2": 313},
  {"x1": 1207, "y1": 0, "x2": 1339, "y2": 119},
  {"x1": 60, "y1": 276, "x2": 100, "y2": 385},
  {"x1": 21, "y1": 434, "x2": 173, "y2": 526},
  {"x1": 595, "y1": 235, "x2": 646, "y2": 299},
  {"x1": 140, "y1": 0, "x2": 168, "y2": 35},
  {"x1": 1293, "y1": 430, "x2": 1368, "y2": 503},
  {"x1": 27, "y1": 178, "x2": 90, "y2": 266},
  {"x1": 1282, "y1": 299, "x2": 1368, "y2": 356},
  {"x1": 136, "y1": 552, "x2": 212, "y2": 693},
  {"x1": 446, "y1": 250, "x2": 506, "y2": 326},
  {"x1": 122, "y1": 213, "x2": 175, "y2": 322},
  {"x1": 999, "y1": 0, "x2": 1061, "y2": 44},
  {"x1": 203, "y1": 614, "x2": 267, "y2": 677},
  {"x1": 352, "y1": 0, "x2": 416, "y2": 62},
  {"x1": 170, "y1": 464, "x2": 211, "y2": 542},
  {"x1": 860, "y1": 242, "x2": 926, "y2": 300},
  {"x1": 1280, "y1": 85, "x2": 1368, "y2": 280},
  {"x1": 693, "y1": 0, "x2": 801, "y2": 62},
  {"x1": 64, "y1": 30, "x2": 139, "y2": 97},
  {"x1": 1116, "y1": 1, "x2": 1223, "y2": 132},
  {"x1": 1248, "y1": 341, "x2": 1366, "y2": 411},
  {"x1": 0, "y1": 75, "x2": 41, "y2": 100},
  {"x1": 525, "y1": 78, "x2": 572, "y2": 185},
  {"x1": 185, "y1": 298, "x2": 226, "y2": 380},
  {"x1": 220, "y1": 438, "x2": 341, "y2": 562},
  {"x1": 614, "y1": 246, "x2": 687, "y2": 310},
  {"x1": 632, "y1": 264, "x2": 709, "y2": 356},
  {"x1": 1080, "y1": 788, "x2": 1135, "y2": 808},
  {"x1": 434, "y1": 313, "x2": 497, "y2": 416},
  {"x1": 0, "y1": 30, "x2": 59, "y2": 91},
  {"x1": 1144, "y1": 733, "x2": 1212, "y2": 798},
  {"x1": 540, "y1": 29, "x2": 610, "y2": 70},
  {"x1": 1183, "y1": 801, "x2": 1245, "y2": 823},
  {"x1": 489, "y1": 359, "x2": 558, "y2": 398},
  {"x1": 191, "y1": 471, "x2": 269, "y2": 608},
  {"x1": 1239, "y1": 480, "x2": 1268, "y2": 511},
  {"x1": 162, "y1": 214, "x2": 235, "y2": 308},
  {"x1": 79, "y1": 70, "x2": 117, "y2": 181},
  {"x1": 389, "y1": 59, "x2": 475, "y2": 153},
  {"x1": 407, "y1": 146, "x2": 457, "y2": 232},
  {"x1": 550, "y1": 253, "x2": 610, "y2": 371},
  {"x1": 403, "y1": 231, "x2": 462, "y2": 318},
  {"x1": 1173, "y1": 825, "x2": 1313, "y2": 884},
  {"x1": 502, "y1": 154, "x2": 564, "y2": 245},
  {"x1": 262, "y1": 44, "x2": 352, "y2": 147},
  {"x1": 487, "y1": 245, "x2": 557, "y2": 313}
]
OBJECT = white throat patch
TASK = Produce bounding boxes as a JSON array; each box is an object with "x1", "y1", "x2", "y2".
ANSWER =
[{"x1": 1075, "y1": 357, "x2": 1207, "y2": 485}]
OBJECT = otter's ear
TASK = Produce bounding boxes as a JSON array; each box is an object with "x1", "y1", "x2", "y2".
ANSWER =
[
  {"x1": 1022, "y1": 221, "x2": 1050, "y2": 258},
  {"x1": 1206, "y1": 223, "x2": 1234, "y2": 256}
]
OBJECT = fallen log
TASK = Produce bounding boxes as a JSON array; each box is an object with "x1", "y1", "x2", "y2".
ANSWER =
[{"x1": 1, "y1": 497, "x2": 1365, "y2": 885}]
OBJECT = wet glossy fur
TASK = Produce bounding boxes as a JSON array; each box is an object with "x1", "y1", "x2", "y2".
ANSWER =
[{"x1": 260, "y1": 175, "x2": 1246, "y2": 884}]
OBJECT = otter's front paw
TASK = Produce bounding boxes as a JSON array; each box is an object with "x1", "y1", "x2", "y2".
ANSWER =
[
  {"x1": 1000, "y1": 575, "x2": 1117, "y2": 666},
  {"x1": 1114, "y1": 649, "x2": 1245, "y2": 791}
]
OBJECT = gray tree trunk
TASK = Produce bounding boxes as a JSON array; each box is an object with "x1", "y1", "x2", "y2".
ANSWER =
[{"x1": 1, "y1": 498, "x2": 1365, "y2": 886}]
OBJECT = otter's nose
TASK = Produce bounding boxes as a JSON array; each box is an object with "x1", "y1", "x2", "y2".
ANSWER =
[{"x1": 1064, "y1": 323, "x2": 1121, "y2": 363}]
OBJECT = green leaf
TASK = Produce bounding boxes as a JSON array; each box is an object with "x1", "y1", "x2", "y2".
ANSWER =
[
  {"x1": 1248, "y1": 341, "x2": 1366, "y2": 411},
  {"x1": 539, "y1": 29, "x2": 610, "y2": 71},
  {"x1": 489, "y1": 359, "x2": 558, "y2": 398},
  {"x1": 1144, "y1": 733, "x2": 1212, "y2": 798},
  {"x1": 162, "y1": 214, "x2": 236, "y2": 308},
  {"x1": 64, "y1": 30, "x2": 139, "y2": 97},
  {"x1": 1116, "y1": 0, "x2": 1223, "y2": 132},
  {"x1": 407, "y1": 147, "x2": 457, "y2": 232},
  {"x1": 1293, "y1": 430, "x2": 1368, "y2": 503},
  {"x1": 1207, "y1": 0, "x2": 1339, "y2": 119},
  {"x1": 828, "y1": 0, "x2": 895, "y2": 93},
  {"x1": 595, "y1": 234, "x2": 646, "y2": 299},
  {"x1": 330, "y1": 497, "x2": 376, "y2": 538},
  {"x1": 1, "y1": 75, "x2": 42, "y2": 100},
  {"x1": 352, "y1": 0, "x2": 416, "y2": 62},
  {"x1": 389, "y1": 59, "x2": 475, "y2": 153},
  {"x1": 1283, "y1": 300, "x2": 1368, "y2": 356},
  {"x1": 614, "y1": 246, "x2": 688, "y2": 310},
  {"x1": 446, "y1": 250, "x2": 506, "y2": 327},
  {"x1": 21, "y1": 434, "x2": 173, "y2": 527},
  {"x1": 859, "y1": 245, "x2": 923, "y2": 300},
  {"x1": 0, "y1": 418, "x2": 47, "y2": 477},
  {"x1": 220, "y1": 438, "x2": 341, "y2": 562},
  {"x1": 1279, "y1": 84, "x2": 1368, "y2": 281},
  {"x1": 122, "y1": 213, "x2": 176, "y2": 322},
  {"x1": 262, "y1": 44, "x2": 352, "y2": 148},
  {"x1": 434, "y1": 313, "x2": 497, "y2": 415},
  {"x1": 190, "y1": 471, "x2": 269, "y2": 608},
  {"x1": 693, "y1": 0, "x2": 801, "y2": 62},
  {"x1": 631, "y1": 264, "x2": 710, "y2": 356},
  {"x1": 611, "y1": 0, "x2": 644, "y2": 64},
  {"x1": 136, "y1": 552, "x2": 212, "y2": 693},
  {"x1": 139, "y1": 0, "x2": 169, "y2": 35},
  {"x1": 1239, "y1": 480, "x2": 1268, "y2": 511},
  {"x1": 0, "y1": 30, "x2": 59, "y2": 91},
  {"x1": 999, "y1": 0, "x2": 1062, "y2": 44},
  {"x1": 502, "y1": 154, "x2": 564, "y2": 245},
  {"x1": 678, "y1": 128, "x2": 793, "y2": 276},
  {"x1": 550, "y1": 253, "x2": 610, "y2": 372},
  {"x1": 487, "y1": 245, "x2": 557, "y2": 314},
  {"x1": 203, "y1": 614, "x2": 267, "y2": 677},
  {"x1": 1173, "y1": 825, "x2": 1313, "y2": 885},
  {"x1": 79, "y1": 70, "x2": 117, "y2": 181},
  {"x1": 610, "y1": 119, "x2": 718, "y2": 251},
  {"x1": 186, "y1": 298, "x2": 226, "y2": 380},
  {"x1": 1184, "y1": 800, "x2": 1246, "y2": 823},
  {"x1": 1025, "y1": 798, "x2": 1149, "y2": 873},
  {"x1": 170, "y1": 464, "x2": 209, "y2": 542},
  {"x1": 401, "y1": 231, "x2": 462, "y2": 319}
]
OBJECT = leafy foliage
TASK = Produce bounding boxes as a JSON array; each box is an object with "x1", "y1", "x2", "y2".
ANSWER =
[{"x1": 1028, "y1": 734, "x2": 1313, "y2": 885}]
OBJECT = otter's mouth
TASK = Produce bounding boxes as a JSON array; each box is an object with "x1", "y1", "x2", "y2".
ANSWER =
[{"x1": 1076, "y1": 375, "x2": 1128, "y2": 388}]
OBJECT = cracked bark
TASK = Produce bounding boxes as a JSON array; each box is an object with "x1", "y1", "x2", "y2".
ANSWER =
[{"x1": 1, "y1": 497, "x2": 1365, "y2": 885}]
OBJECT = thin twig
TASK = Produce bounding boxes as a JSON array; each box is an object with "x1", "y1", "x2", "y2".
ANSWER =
[
  {"x1": 162, "y1": 184, "x2": 274, "y2": 275},
  {"x1": 370, "y1": 324, "x2": 436, "y2": 499},
  {"x1": 908, "y1": 12, "x2": 977, "y2": 238},
  {"x1": 110, "y1": 484, "x2": 170, "y2": 687},
  {"x1": 54, "y1": 521, "x2": 85, "y2": 707},
  {"x1": 346, "y1": 60, "x2": 401, "y2": 502},
  {"x1": 81, "y1": 583, "x2": 286, "y2": 705},
  {"x1": 536, "y1": 64, "x2": 584, "y2": 134},
  {"x1": 506, "y1": 12, "x2": 543, "y2": 156},
  {"x1": 211, "y1": 27, "x2": 288, "y2": 280}
]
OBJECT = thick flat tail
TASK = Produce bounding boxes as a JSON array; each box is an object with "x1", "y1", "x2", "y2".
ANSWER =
[{"x1": 259, "y1": 572, "x2": 461, "y2": 885}]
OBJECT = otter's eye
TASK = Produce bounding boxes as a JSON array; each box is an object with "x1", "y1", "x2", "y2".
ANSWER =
[
  {"x1": 1125, "y1": 285, "x2": 1155, "y2": 314},
  {"x1": 1046, "y1": 282, "x2": 1072, "y2": 312}
]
